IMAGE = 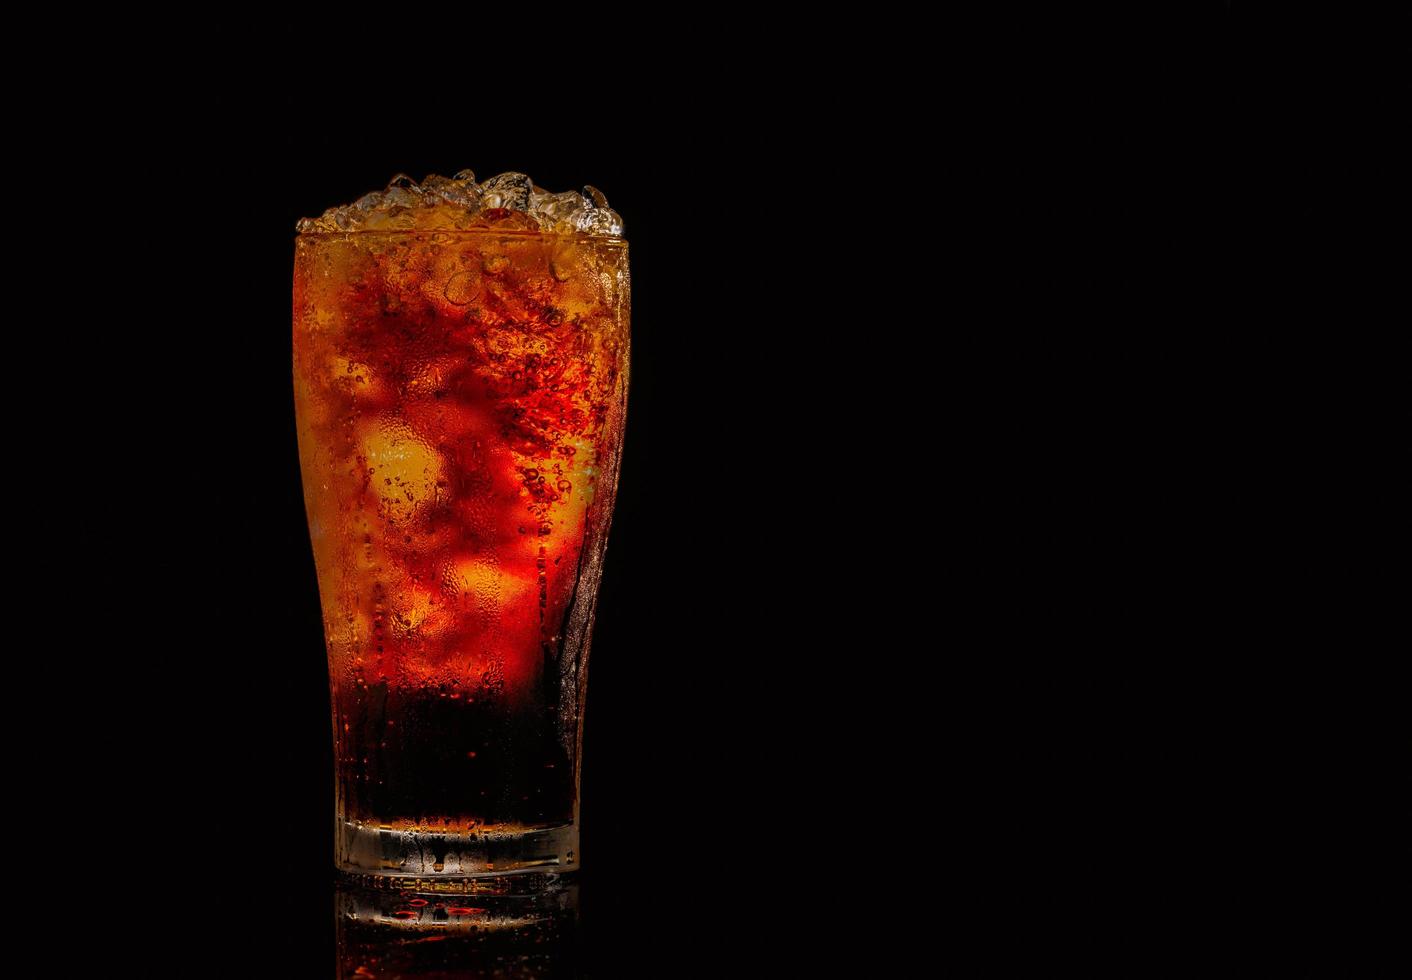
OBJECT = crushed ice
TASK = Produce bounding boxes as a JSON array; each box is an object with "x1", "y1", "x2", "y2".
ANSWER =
[{"x1": 296, "y1": 171, "x2": 624, "y2": 237}]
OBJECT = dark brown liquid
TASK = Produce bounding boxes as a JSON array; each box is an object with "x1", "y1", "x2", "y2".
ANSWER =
[{"x1": 334, "y1": 681, "x2": 575, "y2": 830}]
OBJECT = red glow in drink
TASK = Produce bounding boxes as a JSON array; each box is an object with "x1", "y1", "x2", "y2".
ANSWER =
[{"x1": 293, "y1": 171, "x2": 629, "y2": 881}]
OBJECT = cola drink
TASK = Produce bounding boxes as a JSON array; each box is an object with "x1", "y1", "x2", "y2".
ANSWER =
[{"x1": 293, "y1": 172, "x2": 629, "y2": 880}]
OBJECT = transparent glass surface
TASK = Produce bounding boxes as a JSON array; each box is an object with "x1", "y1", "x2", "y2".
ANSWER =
[{"x1": 293, "y1": 229, "x2": 629, "y2": 881}]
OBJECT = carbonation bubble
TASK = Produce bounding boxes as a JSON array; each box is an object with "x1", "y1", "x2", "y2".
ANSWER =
[{"x1": 443, "y1": 270, "x2": 481, "y2": 305}]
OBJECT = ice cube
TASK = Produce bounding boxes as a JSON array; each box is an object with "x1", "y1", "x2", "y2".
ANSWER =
[
  {"x1": 532, "y1": 189, "x2": 589, "y2": 233},
  {"x1": 575, "y1": 186, "x2": 624, "y2": 235},
  {"x1": 422, "y1": 174, "x2": 479, "y2": 209},
  {"x1": 361, "y1": 419, "x2": 443, "y2": 526},
  {"x1": 480, "y1": 172, "x2": 533, "y2": 211}
]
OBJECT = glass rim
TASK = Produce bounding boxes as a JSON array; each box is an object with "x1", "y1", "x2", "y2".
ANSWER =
[{"x1": 295, "y1": 228, "x2": 626, "y2": 245}]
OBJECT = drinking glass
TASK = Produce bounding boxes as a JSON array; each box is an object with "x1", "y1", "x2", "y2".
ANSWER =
[{"x1": 293, "y1": 220, "x2": 629, "y2": 884}]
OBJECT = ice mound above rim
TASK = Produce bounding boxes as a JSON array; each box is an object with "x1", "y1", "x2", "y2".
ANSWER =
[{"x1": 295, "y1": 171, "x2": 624, "y2": 237}]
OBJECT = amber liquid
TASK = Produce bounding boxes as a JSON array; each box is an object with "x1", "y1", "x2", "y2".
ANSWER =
[
  {"x1": 336, "y1": 683, "x2": 573, "y2": 831},
  {"x1": 293, "y1": 228, "x2": 628, "y2": 837}
]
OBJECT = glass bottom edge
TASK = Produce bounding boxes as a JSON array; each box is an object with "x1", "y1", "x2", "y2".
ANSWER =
[{"x1": 336, "y1": 819, "x2": 578, "y2": 891}]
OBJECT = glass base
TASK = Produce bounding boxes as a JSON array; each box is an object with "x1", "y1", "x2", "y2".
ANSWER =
[{"x1": 335, "y1": 820, "x2": 578, "y2": 889}]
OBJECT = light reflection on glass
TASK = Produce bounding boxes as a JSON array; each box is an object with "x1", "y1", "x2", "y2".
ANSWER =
[{"x1": 335, "y1": 877, "x2": 580, "y2": 978}]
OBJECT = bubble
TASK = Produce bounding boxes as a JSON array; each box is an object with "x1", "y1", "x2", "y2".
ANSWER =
[
  {"x1": 443, "y1": 270, "x2": 481, "y2": 305},
  {"x1": 550, "y1": 247, "x2": 582, "y2": 281}
]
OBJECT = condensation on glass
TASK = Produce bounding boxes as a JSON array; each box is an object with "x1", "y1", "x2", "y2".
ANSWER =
[{"x1": 292, "y1": 171, "x2": 629, "y2": 884}]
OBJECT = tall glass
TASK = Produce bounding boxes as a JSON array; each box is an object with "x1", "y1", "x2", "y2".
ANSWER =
[{"x1": 293, "y1": 226, "x2": 629, "y2": 883}]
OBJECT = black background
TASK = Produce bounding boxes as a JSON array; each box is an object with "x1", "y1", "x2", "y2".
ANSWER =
[
  {"x1": 85, "y1": 59, "x2": 952, "y2": 977},
  {"x1": 34, "y1": 8, "x2": 1398, "y2": 975},
  {"x1": 267, "y1": 127, "x2": 905, "y2": 974},
  {"x1": 81, "y1": 88, "x2": 1083, "y2": 969}
]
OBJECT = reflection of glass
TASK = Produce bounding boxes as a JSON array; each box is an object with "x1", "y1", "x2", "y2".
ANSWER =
[
  {"x1": 335, "y1": 879, "x2": 580, "y2": 978},
  {"x1": 293, "y1": 172, "x2": 630, "y2": 882}
]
